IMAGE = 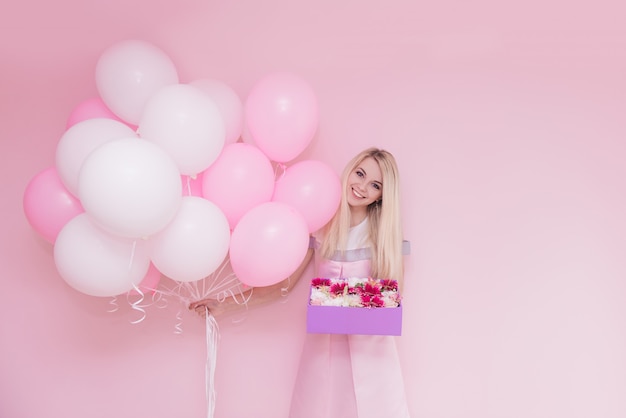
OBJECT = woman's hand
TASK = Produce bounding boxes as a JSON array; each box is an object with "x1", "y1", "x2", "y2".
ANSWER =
[{"x1": 188, "y1": 298, "x2": 221, "y2": 319}]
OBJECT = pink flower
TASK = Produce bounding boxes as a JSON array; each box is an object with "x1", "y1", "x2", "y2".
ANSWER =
[
  {"x1": 311, "y1": 278, "x2": 331, "y2": 287},
  {"x1": 360, "y1": 294, "x2": 385, "y2": 308},
  {"x1": 330, "y1": 282, "x2": 348, "y2": 295},
  {"x1": 362, "y1": 281, "x2": 382, "y2": 296},
  {"x1": 379, "y1": 279, "x2": 398, "y2": 292},
  {"x1": 371, "y1": 296, "x2": 385, "y2": 307}
]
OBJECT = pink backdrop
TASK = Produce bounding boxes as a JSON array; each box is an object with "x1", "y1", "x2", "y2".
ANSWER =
[{"x1": 2, "y1": 0, "x2": 626, "y2": 417}]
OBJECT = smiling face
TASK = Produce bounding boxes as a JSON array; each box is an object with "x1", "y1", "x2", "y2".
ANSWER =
[{"x1": 346, "y1": 156, "x2": 383, "y2": 211}]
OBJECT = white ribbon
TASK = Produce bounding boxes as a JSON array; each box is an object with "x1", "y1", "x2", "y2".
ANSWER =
[{"x1": 205, "y1": 308, "x2": 219, "y2": 418}]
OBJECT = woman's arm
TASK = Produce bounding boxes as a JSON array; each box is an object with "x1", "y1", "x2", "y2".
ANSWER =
[{"x1": 189, "y1": 248, "x2": 314, "y2": 318}]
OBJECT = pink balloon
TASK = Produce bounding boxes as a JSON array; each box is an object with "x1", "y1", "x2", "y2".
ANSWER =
[
  {"x1": 23, "y1": 167, "x2": 84, "y2": 243},
  {"x1": 273, "y1": 160, "x2": 341, "y2": 232},
  {"x1": 66, "y1": 97, "x2": 134, "y2": 129},
  {"x1": 96, "y1": 39, "x2": 179, "y2": 124},
  {"x1": 229, "y1": 202, "x2": 309, "y2": 287},
  {"x1": 245, "y1": 72, "x2": 318, "y2": 162},
  {"x1": 202, "y1": 143, "x2": 275, "y2": 229},
  {"x1": 190, "y1": 78, "x2": 244, "y2": 145}
]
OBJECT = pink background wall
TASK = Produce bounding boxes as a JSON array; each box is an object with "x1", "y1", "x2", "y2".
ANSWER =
[{"x1": 2, "y1": 0, "x2": 626, "y2": 417}]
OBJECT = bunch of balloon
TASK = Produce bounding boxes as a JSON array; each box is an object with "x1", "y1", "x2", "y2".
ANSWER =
[
  {"x1": 22, "y1": 39, "x2": 342, "y2": 315},
  {"x1": 24, "y1": 39, "x2": 223, "y2": 302},
  {"x1": 20, "y1": 40, "x2": 343, "y2": 418}
]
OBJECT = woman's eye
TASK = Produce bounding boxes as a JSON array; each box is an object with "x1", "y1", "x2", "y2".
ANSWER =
[
  {"x1": 372, "y1": 183, "x2": 380, "y2": 190},
  {"x1": 356, "y1": 170, "x2": 364, "y2": 177}
]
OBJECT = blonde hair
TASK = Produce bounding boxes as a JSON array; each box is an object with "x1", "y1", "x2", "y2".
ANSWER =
[{"x1": 320, "y1": 148, "x2": 404, "y2": 283}]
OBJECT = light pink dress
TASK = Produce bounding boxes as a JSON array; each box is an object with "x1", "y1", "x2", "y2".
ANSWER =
[{"x1": 289, "y1": 221, "x2": 411, "y2": 418}]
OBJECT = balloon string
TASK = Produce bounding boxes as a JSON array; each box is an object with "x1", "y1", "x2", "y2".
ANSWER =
[
  {"x1": 174, "y1": 310, "x2": 184, "y2": 335},
  {"x1": 128, "y1": 240, "x2": 137, "y2": 270},
  {"x1": 107, "y1": 296, "x2": 119, "y2": 313},
  {"x1": 185, "y1": 176, "x2": 192, "y2": 196},
  {"x1": 152, "y1": 291, "x2": 169, "y2": 309},
  {"x1": 215, "y1": 286, "x2": 253, "y2": 306},
  {"x1": 279, "y1": 277, "x2": 291, "y2": 302},
  {"x1": 274, "y1": 162, "x2": 287, "y2": 181},
  {"x1": 128, "y1": 284, "x2": 147, "y2": 324},
  {"x1": 205, "y1": 308, "x2": 219, "y2": 418},
  {"x1": 201, "y1": 259, "x2": 237, "y2": 298},
  {"x1": 169, "y1": 260, "x2": 248, "y2": 305}
]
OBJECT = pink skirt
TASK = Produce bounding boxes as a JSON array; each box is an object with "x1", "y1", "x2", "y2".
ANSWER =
[{"x1": 289, "y1": 333, "x2": 411, "y2": 418}]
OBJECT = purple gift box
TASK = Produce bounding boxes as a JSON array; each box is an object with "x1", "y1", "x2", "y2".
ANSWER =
[{"x1": 306, "y1": 280, "x2": 403, "y2": 336}]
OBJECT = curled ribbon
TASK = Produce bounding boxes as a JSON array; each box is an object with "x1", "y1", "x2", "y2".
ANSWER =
[
  {"x1": 151, "y1": 291, "x2": 168, "y2": 309},
  {"x1": 174, "y1": 310, "x2": 184, "y2": 335},
  {"x1": 127, "y1": 284, "x2": 147, "y2": 325},
  {"x1": 106, "y1": 296, "x2": 119, "y2": 313},
  {"x1": 279, "y1": 277, "x2": 292, "y2": 301}
]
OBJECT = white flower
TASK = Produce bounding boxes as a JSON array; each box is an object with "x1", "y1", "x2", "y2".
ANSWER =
[
  {"x1": 347, "y1": 277, "x2": 366, "y2": 287},
  {"x1": 344, "y1": 294, "x2": 362, "y2": 307},
  {"x1": 310, "y1": 288, "x2": 329, "y2": 305},
  {"x1": 325, "y1": 297, "x2": 345, "y2": 307}
]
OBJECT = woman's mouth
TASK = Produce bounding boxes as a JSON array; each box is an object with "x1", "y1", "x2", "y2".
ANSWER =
[{"x1": 352, "y1": 188, "x2": 364, "y2": 199}]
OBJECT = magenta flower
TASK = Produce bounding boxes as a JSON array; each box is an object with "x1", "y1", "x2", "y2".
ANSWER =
[
  {"x1": 311, "y1": 278, "x2": 331, "y2": 287},
  {"x1": 371, "y1": 296, "x2": 385, "y2": 307},
  {"x1": 360, "y1": 294, "x2": 385, "y2": 308},
  {"x1": 330, "y1": 282, "x2": 348, "y2": 295},
  {"x1": 362, "y1": 282, "x2": 382, "y2": 296},
  {"x1": 379, "y1": 279, "x2": 398, "y2": 291}
]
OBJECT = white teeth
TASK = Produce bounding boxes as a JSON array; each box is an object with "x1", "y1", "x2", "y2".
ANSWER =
[{"x1": 352, "y1": 188, "x2": 364, "y2": 198}]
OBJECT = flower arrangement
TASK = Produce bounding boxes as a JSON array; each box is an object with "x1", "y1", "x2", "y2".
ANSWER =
[{"x1": 309, "y1": 277, "x2": 401, "y2": 308}]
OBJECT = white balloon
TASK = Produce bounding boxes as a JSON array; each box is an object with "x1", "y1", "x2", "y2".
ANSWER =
[
  {"x1": 190, "y1": 78, "x2": 244, "y2": 145},
  {"x1": 54, "y1": 214, "x2": 151, "y2": 297},
  {"x1": 55, "y1": 118, "x2": 137, "y2": 196},
  {"x1": 139, "y1": 84, "x2": 226, "y2": 177},
  {"x1": 78, "y1": 138, "x2": 182, "y2": 238},
  {"x1": 151, "y1": 197, "x2": 231, "y2": 283},
  {"x1": 96, "y1": 39, "x2": 179, "y2": 124}
]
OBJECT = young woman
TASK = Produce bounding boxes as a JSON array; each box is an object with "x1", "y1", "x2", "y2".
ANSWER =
[
  {"x1": 191, "y1": 147, "x2": 410, "y2": 417},
  {"x1": 289, "y1": 147, "x2": 410, "y2": 418}
]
